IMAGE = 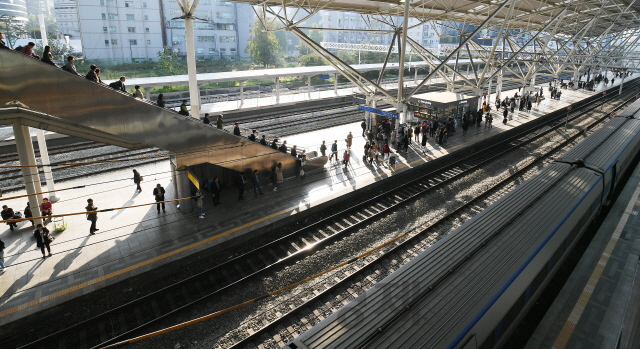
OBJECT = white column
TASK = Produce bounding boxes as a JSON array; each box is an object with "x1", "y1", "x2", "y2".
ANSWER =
[
  {"x1": 240, "y1": 81, "x2": 244, "y2": 106},
  {"x1": 35, "y1": 129, "x2": 59, "y2": 201},
  {"x1": 38, "y1": 14, "x2": 48, "y2": 47},
  {"x1": 145, "y1": 89, "x2": 150, "y2": 100},
  {"x1": 487, "y1": 68, "x2": 492, "y2": 101},
  {"x1": 396, "y1": 0, "x2": 410, "y2": 122},
  {"x1": 572, "y1": 69, "x2": 580, "y2": 90},
  {"x1": 275, "y1": 77, "x2": 280, "y2": 104},
  {"x1": 414, "y1": 66, "x2": 417, "y2": 81},
  {"x1": 496, "y1": 69, "x2": 503, "y2": 98},
  {"x1": 619, "y1": 72, "x2": 625, "y2": 95},
  {"x1": 334, "y1": 73, "x2": 338, "y2": 94},
  {"x1": 184, "y1": 17, "x2": 200, "y2": 117},
  {"x1": 13, "y1": 121, "x2": 43, "y2": 226},
  {"x1": 308, "y1": 76, "x2": 311, "y2": 98}
]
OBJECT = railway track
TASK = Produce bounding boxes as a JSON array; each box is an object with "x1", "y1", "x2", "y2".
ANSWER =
[{"x1": 3, "y1": 78, "x2": 634, "y2": 349}]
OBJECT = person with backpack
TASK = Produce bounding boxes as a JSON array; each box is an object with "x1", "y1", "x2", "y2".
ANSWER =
[
  {"x1": 133, "y1": 169, "x2": 142, "y2": 192},
  {"x1": 329, "y1": 140, "x2": 338, "y2": 163},
  {"x1": 34, "y1": 224, "x2": 52, "y2": 258},
  {"x1": 17, "y1": 42, "x2": 39, "y2": 58}
]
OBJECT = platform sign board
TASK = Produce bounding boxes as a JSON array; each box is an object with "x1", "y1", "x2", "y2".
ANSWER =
[
  {"x1": 358, "y1": 105, "x2": 398, "y2": 119},
  {"x1": 319, "y1": 74, "x2": 330, "y2": 80},
  {"x1": 603, "y1": 91, "x2": 607, "y2": 95},
  {"x1": 567, "y1": 106, "x2": 572, "y2": 111}
]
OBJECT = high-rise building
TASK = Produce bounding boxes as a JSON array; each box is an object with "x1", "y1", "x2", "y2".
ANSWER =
[
  {"x1": 53, "y1": 0, "x2": 80, "y2": 38},
  {"x1": 26, "y1": 0, "x2": 51, "y2": 16},
  {"x1": 75, "y1": 0, "x2": 164, "y2": 63},
  {"x1": 162, "y1": 0, "x2": 253, "y2": 59},
  {"x1": 0, "y1": 0, "x2": 28, "y2": 23}
]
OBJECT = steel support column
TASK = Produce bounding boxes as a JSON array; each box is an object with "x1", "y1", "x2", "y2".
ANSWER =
[
  {"x1": 308, "y1": 76, "x2": 311, "y2": 98},
  {"x1": 13, "y1": 121, "x2": 43, "y2": 226},
  {"x1": 396, "y1": 0, "x2": 410, "y2": 119},
  {"x1": 184, "y1": 16, "x2": 200, "y2": 117},
  {"x1": 35, "y1": 130, "x2": 58, "y2": 201},
  {"x1": 334, "y1": 73, "x2": 338, "y2": 94},
  {"x1": 619, "y1": 72, "x2": 625, "y2": 95},
  {"x1": 240, "y1": 81, "x2": 244, "y2": 106},
  {"x1": 275, "y1": 77, "x2": 280, "y2": 103}
]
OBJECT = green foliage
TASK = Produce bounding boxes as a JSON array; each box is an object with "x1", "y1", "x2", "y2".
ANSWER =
[
  {"x1": 33, "y1": 39, "x2": 72, "y2": 61},
  {"x1": 275, "y1": 31, "x2": 288, "y2": 52},
  {"x1": 154, "y1": 46, "x2": 187, "y2": 76},
  {"x1": 0, "y1": 15, "x2": 28, "y2": 48},
  {"x1": 298, "y1": 53, "x2": 324, "y2": 66},
  {"x1": 246, "y1": 19, "x2": 282, "y2": 68},
  {"x1": 296, "y1": 23, "x2": 322, "y2": 56}
]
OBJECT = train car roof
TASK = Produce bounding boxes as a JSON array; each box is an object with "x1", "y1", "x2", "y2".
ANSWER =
[
  {"x1": 584, "y1": 119, "x2": 640, "y2": 171},
  {"x1": 288, "y1": 164, "x2": 601, "y2": 349},
  {"x1": 556, "y1": 118, "x2": 628, "y2": 164},
  {"x1": 616, "y1": 99, "x2": 640, "y2": 118}
]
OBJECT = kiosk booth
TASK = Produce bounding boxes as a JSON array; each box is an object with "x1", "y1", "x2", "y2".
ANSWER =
[{"x1": 408, "y1": 91, "x2": 479, "y2": 122}]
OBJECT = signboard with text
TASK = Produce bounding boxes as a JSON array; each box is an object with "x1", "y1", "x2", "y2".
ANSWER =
[{"x1": 358, "y1": 105, "x2": 398, "y2": 119}]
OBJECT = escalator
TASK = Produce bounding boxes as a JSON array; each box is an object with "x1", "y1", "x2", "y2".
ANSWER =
[{"x1": 0, "y1": 49, "x2": 313, "y2": 183}]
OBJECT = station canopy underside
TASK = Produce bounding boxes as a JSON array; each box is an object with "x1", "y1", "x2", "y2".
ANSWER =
[{"x1": 237, "y1": 0, "x2": 640, "y2": 37}]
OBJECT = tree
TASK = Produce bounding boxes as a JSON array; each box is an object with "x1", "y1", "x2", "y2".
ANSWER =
[
  {"x1": 0, "y1": 15, "x2": 28, "y2": 48},
  {"x1": 275, "y1": 31, "x2": 288, "y2": 52},
  {"x1": 34, "y1": 39, "x2": 72, "y2": 61},
  {"x1": 296, "y1": 23, "x2": 323, "y2": 56},
  {"x1": 246, "y1": 18, "x2": 282, "y2": 68},
  {"x1": 154, "y1": 46, "x2": 187, "y2": 76}
]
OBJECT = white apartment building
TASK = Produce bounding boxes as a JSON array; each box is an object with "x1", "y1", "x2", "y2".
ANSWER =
[
  {"x1": 53, "y1": 0, "x2": 81, "y2": 38},
  {"x1": 76, "y1": 0, "x2": 164, "y2": 63},
  {"x1": 162, "y1": 0, "x2": 253, "y2": 59},
  {"x1": 321, "y1": 11, "x2": 441, "y2": 50}
]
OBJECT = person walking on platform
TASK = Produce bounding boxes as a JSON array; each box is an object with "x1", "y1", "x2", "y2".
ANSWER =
[
  {"x1": 407, "y1": 127, "x2": 412, "y2": 145},
  {"x1": 421, "y1": 129, "x2": 428, "y2": 147},
  {"x1": 238, "y1": 172, "x2": 247, "y2": 202},
  {"x1": 329, "y1": 140, "x2": 338, "y2": 163},
  {"x1": 86, "y1": 199, "x2": 98, "y2": 235},
  {"x1": 153, "y1": 184, "x2": 166, "y2": 213},
  {"x1": 361, "y1": 120, "x2": 367, "y2": 137},
  {"x1": 40, "y1": 198, "x2": 52, "y2": 223},
  {"x1": 347, "y1": 132, "x2": 353, "y2": 149},
  {"x1": 1, "y1": 206, "x2": 17, "y2": 231},
  {"x1": 217, "y1": 115, "x2": 223, "y2": 129},
  {"x1": 133, "y1": 169, "x2": 142, "y2": 192},
  {"x1": 343, "y1": 150, "x2": 350, "y2": 167},
  {"x1": 320, "y1": 141, "x2": 327, "y2": 157},
  {"x1": 233, "y1": 123, "x2": 241, "y2": 136},
  {"x1": 212, "y1": 177, "x2": 222, "y2": 205},
  {"x1": 279, "y1": 141, "x2": 287, "y2": 152},
  {"x1": 24, "y1": 202, "x2": 33, "y2": 227},
  {"x1": 536, "y1": 94, "x2": 541, "y2": 106},
  {"x1": 34, "y1": 224, "x2": 52, "y2": 258}
]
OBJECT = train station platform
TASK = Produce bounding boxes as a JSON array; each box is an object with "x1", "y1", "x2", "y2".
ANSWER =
[
  {"x1": 0, "y1": 75, "x2": 624, "y2": 327},
  {"x1": 524, "y1": 158, "x2": 640, "y2": 349}
]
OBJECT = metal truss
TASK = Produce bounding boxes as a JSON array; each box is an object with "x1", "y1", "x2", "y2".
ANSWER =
[{"x1": 246, "y1": 0, "x2": 640, "y2": 118}]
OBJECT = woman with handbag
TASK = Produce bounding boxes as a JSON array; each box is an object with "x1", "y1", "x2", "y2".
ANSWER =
[
  {"x1": 34, "y1": 224, "x2": 52, "y2": 258},
  {"x1": 133, "y1": 169, "x2": 142, "y2": 192}
]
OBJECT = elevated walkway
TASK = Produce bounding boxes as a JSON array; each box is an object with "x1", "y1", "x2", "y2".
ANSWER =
[
  {"x1": 0, "y1": 72, "x2": 625, "y2": 331},
  {"x1": 525, "y1": 160, "x2": 640, "y2": 349}
]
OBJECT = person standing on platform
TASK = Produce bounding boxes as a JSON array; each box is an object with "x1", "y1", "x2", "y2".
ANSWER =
[
  {"x1": 217, "y1": 115, "x2": 223, "y2": 129},
  {"x1": 270, "y1": 167, "x2": 278, "y2": 191},
  {"x1": 252, "y1": 170, "x2": 264, "y2": 196},
  {"x1": 527, "y1": 99, "x2": 532, "y2": 113},
  {"x1": 390, "y1": 129, "x2": 397, "y2": 148},
  {"x1": 462, "y1": 118, "x2": 468, "y2": 136},
  {"x1": 133, "y1": 169, "x2": 142, "y2": 192},
  {"x1": 212, "y1": 177, "x2": 221, "y2": 205},
  {"x1": 260, "y1": 135, "x2": 267, "y2": 146},
  {"x1": 290, "y1": 145, "x2": 297, "y2": 158},
  {"x1": 536, "y1": 94, "x2": 541, "y2": 106},
  {"x1": 272, "y1": 139, "x2": 279, "y2": 150},
  {"x1": 503, "y1": 107, "x2": 509, "y2": 124},
  {"x1": 238, "y1": 172, "x2": 247, "y2": 201},
  {"x1": 196, "y1": 188, "x2": 204, "y2": 218},
  {"x1": 203, "y1": 113, "x2": 210, "y2": 124},
  {"x1": 299, "y1": 154, "x2": 306, "y2": 179},
  {"x1": 24, "y1": 202, "x2": 33, "y2": 227},
  {"x1": 153, "y1": 184, "x2": 166, "y2": 213},
  {"x1": 347, "y1": 132, "x2": 353, "y2": 149},
  {"x1": 1, "y1": 206, "x2": 17, "y2": 230},
  {"x1": 86, "y1": 199, "x2": 98, "y2": 235},
  {"x1": 34, "y1": 224, "x2": 52, "y2": 258},
  {"x1": 414, "y1": 124, "x2": 420, "y2": 143},
  {"x1": 407, "y1": 127, "x2": 412, "y2": 145},
  {"x1": 0, "y1": 239, "x2": 5, "y2": 273},
  {"x1": 320, "y1": 141, "x2": 327, "y2": 157},
  {"x1": 421, "y1": 129, "x2": 428, "y2": 147},
  {"x1": 329, "y1": 140, "x2": 338, "y2": 163},
  {"x1": 233, "y1": 123, "x2": 241, "y2": 136},
  {"x1": 422, "y1": 122, "x2": 429, "y2": 141},
  {"x1": 276, "y1": 163, "x2": 284, "y2": 184},
  {"x1": 361, "y1": 120, "x2": 367, "y2": 137},
  {"x1": 382, "y1": 142, "x2": 390, "y2": 163},
  {"x1": 343, "y1": 150, "x2": 350, "y2": 167}
]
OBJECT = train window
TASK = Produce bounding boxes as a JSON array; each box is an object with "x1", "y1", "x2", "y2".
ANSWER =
[
  {"x1": 567, "y1": 224, "x2": 579, "y2": 246},
  {"x1": 529, "y1": 266, "x2": 547, "y2": 298},
  {"x1": 580, "y1": 210, "x2": 591, "y2": 229},
  {"x1": 553, "y1": 243, "x2": 564, "y2": 265},
  {"x1": 592, "y1": 199, "x2": 599, "y2": 214},
  {"x1": 493, "y1": 321, "x2": 503, "y2": 346},
  {"x1": 502, "y1": 292, "x2": 526, "y2": 333},
  {"x1": 479, "y1": 330, "x2": 494, "y2": 349}
]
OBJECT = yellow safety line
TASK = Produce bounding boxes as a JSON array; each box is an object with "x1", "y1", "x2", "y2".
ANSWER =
[
  {"x1": 551, "y1": 182, "x2": 640, "y2": 349},
  {"x1": 0, "y1": 208, "x2": 290, "y2": 318}
]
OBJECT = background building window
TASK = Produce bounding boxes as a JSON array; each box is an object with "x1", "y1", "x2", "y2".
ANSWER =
[
  {"x1": 197, "y1": 48, "x2": 203, "y2": 54},
  {"x1": 101, "y1": 13, "x2": 106, "y2": 19},
  {"x1": 197, "y1": 36, "x2": 215, "y2": 42},
  {"x1": 100, "y1": 0, "x2": 104, "y2": 5},
  {"x1": 219, "y1": 36, "x2": 235, "y2": 42},
  {"x1": 143, "y1": 2, "x2": 147, "y2": 7},
  {"x1": 103, "y1": 26, "x2": 107, "y2": 32},
  {"x1": 216, "y1": 12, "x2": 233, "y2": 19},
  {"x1": 126, "y1": 14, "x2": 134, "y2": 20},
  {"x1": 129, "y1": 39, "x2": 137, "y2": 45},
  {"x1": 124, "y1": 1, "x2": 132, "y2": 6},
  {"x1": 144, "y1": 15, "x2": 148, "y2": 20},
  {"x1": 145, "y1": 27, "x2": 149, "y2": 32},
  {"x1": 112, "y1": 39, "x2": 118, "y2": 45},
  {"x1": 209, "y1": 48, "x2": 215, "y2": 53},
  {"x1": 108, "y1": 13, "x2": 116, "y2": 19},
  {"x1": 146, "y1": 40, "x2": 151, "y2": 45},
  {"x1": 104, "y1": 40, "x2": 109, "y2": 45},
  {"x1": 128, "y1": 27, "x2": 136, "y2": 32},
  {"x1": 109, "y1": 26, "x2": 116, "y2": 32},
  {"x1": 172, "y1": 35, "x2": 185, "y2": 43}
]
